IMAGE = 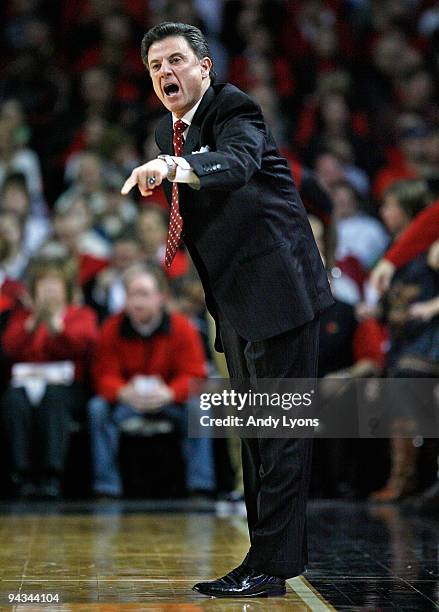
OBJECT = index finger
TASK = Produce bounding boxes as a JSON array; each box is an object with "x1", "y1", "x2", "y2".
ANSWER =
[{"x1": 121, "y1": 174, "x2": 137, "y2": 195}]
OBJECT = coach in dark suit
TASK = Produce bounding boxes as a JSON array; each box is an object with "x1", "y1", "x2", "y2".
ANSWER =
[{"x1": 122, "y1": 22, "x2": 333, "y2": 598}]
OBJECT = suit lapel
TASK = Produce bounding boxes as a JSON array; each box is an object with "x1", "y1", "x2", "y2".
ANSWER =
[
  {"x1": 183, "y1": 86, "x2": 215, "y2": 154},
  {"x1": 155, "y1": 113, "x2": 173, "y2": 154},
  {"x1": 183, "y1": 123, "x2": 200, "y2": 155}
]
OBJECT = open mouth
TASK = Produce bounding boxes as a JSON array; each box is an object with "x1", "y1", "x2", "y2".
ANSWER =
[{"x1": 164, "y1": 83, "x2": 179, "y2": 97}]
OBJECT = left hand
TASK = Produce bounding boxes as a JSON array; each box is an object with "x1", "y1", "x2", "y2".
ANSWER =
[{"x1": 121, "y1": 159, "x2": 168, "y2": 197}]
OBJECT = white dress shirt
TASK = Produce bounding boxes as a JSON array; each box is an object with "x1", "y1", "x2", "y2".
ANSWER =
[{"x1": 166, "y1": 97, "x2": 204, "y2": 187}]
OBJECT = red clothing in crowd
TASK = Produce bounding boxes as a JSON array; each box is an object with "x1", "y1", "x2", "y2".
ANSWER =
[
  {"x1": 76, "y1": 245, "x2": 188, "y2": 285},
  {"x1": 1, "y1": 306, "x2": 98, "y2": 383},
  {"x1": 78, "y1": 254, "x2": 109, "y2": 286},
  {"x1": 337, "y1": 255, "x2": 367, "y2": 296},
  {"x1": 92, "y1": 311, "x2": 206, "y2": 404},
  {"x1": 60, "y1": 0, "x2": 149, "y2": 35},
  {"x1": 0, "y1": 294, "x2": 13, "y2": 313},
  {"x1": 0, "y1": 278, "x2": 27, "y2": 312},
  {"x1": 165, "y1": 248, "x2": 189, "y2": 280},
  {"x1": 384, "y1": 199, "x2": 439, "y2": 269},
  {"x1": 373, "y1": 164, "x2": 418, "y2": 202},
  {"x1": 353, "y1": 318, "x2": 388, "y2": 371}
]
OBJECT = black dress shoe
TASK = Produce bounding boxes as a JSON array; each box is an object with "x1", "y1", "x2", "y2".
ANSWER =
[{"x1": 192, "y1": 564, "x2": 286, "y2": 598}]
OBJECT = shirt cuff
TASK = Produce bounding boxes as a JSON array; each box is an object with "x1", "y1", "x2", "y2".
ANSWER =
[{"x1": 171, "y1": 156, "x2": 200, "y2": 190}]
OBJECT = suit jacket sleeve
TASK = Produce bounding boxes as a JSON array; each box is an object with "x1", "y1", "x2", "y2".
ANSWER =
[{"x1": 181, "y1": 95, "x2": 267, "y2": 191}]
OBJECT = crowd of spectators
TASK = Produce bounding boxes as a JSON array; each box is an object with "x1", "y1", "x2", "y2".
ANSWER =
[{"x1": 1, "y1": 0, "x2": 439, "y2": 506}]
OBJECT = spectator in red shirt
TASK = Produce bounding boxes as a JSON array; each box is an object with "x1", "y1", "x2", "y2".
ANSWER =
[
  {"x1": 88, "y1": 263, "x2": 213, "y2": 498},
  {"x1": 0, "y1": 233, "x2": 27, "y2": 392},
  {"x1": 0, "y1": 256, "x2": 98, "y2": 499}
]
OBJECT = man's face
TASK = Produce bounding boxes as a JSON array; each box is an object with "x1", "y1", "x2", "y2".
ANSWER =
[
  {"x1": 147, "y1": 36, "x2": 211, "y2": 118},
  {"x1": 125, "y1": 273, "x2": 164, "y2": 327}
]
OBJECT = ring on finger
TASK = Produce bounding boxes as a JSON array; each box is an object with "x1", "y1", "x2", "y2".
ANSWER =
[{"x1": 148, "y1": 176, "x2": 156, "y2": 186}]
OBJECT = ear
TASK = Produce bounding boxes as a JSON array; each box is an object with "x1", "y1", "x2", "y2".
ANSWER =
[{"x1": 200, "y1": 56, "x2": 212, "y2": 78}]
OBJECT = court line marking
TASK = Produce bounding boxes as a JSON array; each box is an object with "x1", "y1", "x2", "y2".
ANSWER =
[
  {"x1": 288, "y1": 576, "x2": 336, "y2": 611},
  {"x1": 231, "y1": 516, "x2": 335, "y2": 610}
]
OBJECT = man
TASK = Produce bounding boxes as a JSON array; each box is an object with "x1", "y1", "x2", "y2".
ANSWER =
[
  {"x1": 84, "y1": 229, "x2": 144, "y2": 321},
  {"x1": 121, "y1": 22, "x2": 334, "y2": 598},
  {"x1": 88, "y1": 263, "x2": 214, "y2": 498}
]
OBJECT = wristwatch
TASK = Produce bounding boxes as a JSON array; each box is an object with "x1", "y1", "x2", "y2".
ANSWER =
[{"x1": 157, "y1": 155, "x2": 177, "y2": 181}]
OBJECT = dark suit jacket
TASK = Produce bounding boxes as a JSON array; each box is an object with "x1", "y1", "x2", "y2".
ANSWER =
[{"x1": 156, "y1": 83, "x2": 334, "y2": 350}]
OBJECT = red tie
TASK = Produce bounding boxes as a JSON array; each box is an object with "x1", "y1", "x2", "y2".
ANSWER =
[{"x1": 165, "y1": 119, "x2": 187, "y2": 268}]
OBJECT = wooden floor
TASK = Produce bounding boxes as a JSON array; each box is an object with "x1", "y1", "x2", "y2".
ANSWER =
[
  {"x1": 1, "y1": 500, "x2": 438, "y2": 610},
  {"x1": 0, "y1": 508, "x2": 331, "y2": 610}
]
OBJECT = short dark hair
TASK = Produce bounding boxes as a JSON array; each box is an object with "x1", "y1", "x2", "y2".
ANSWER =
[
  {"x1": 384, "y1": 179, "x2": 432, "y2": 219},
  {"x1": 141, "y1": 21, "x2": 216, "y2": 83}
]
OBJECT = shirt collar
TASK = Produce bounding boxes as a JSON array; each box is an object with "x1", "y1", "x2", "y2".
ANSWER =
[
  {"x1": 121, "y1": 309, "x2": 170, "y2": 339},
  {"x1": 172, "y1": 96, "x2": 203, "y2": 129}
]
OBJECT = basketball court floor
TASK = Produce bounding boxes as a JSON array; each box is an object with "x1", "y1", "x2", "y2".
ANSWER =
[{"x1": 0, "y1": 499, "x2": 438, "y2": 610}]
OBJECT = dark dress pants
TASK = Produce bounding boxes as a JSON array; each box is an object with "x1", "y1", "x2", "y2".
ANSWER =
[{"x1": 218, "y1": 312, "x2": 319, "y2": 578}]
